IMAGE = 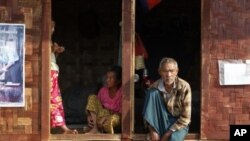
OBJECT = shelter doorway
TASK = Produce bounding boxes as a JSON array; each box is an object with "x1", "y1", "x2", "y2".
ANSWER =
[
  {"x1": 134, "y1": 0, "x2": 201, "y2": 134},
  {"x1": 51, "y1": 0, "x2": 122, "y2": 133},
  {"x1": 49, "y1": 0, "x2": 200, "y2": 138}
]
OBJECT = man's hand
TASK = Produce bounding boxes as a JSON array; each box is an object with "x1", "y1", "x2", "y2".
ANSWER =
[{"x1": 161, "y1": 130, "x2": 173, "y2": 141}]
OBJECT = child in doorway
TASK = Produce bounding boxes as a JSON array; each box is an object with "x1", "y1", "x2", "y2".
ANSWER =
[{"x1": 50, "y1": 21, "x2": 78, "y2": 134}]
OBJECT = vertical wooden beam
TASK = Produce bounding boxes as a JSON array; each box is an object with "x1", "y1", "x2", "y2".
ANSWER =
[
  {"x1": 41, "y1": 0, "x2": 51, "y2": 141},
  {"x1": 7, "y1": 0, "x2": 18, "y2": 14},
  {"x1": 201, "y1": 0, "x2": 210, "y2": 140},
  {"x1": 121, "y1": 0, "x2": 135, "y2": 140}
]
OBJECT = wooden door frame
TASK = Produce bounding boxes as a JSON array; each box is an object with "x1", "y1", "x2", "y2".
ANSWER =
[
  {"x1": 121, "y1": 0, "x2": 135, "y2": 140},
  {"x1": 41, "y1": 0, "x2": 203, "y2": 140},
  {"x1": 41, "y1": 0, "x2": 51, "y2": 141},
  {"x1": 41, "y1": 0, "x2": 135, "y2": 140}
]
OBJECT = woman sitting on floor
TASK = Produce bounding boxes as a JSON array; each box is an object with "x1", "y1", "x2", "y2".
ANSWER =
[{"x1": 85, "y1": 65, "x2": 122, "y2": 134}]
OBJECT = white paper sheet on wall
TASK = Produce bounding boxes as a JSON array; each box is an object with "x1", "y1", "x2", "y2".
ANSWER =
[{"x1": 219, "y1": 60, "x2": 250, "y2": 85}]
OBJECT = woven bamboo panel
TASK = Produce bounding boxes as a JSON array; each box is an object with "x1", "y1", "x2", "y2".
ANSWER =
[
  {"x1": 25, "y1": 35, "x2": 33, "y2": 55},
  {"x1": 201, "y1": 0, "x2": 250, "y2": 139},
  {"x1": 25, "y1": 61, "x2": 33, "y2": 83},
  {"x1": 32, "y1": 61, "x2": 39, "y2": 76},
  {"x1": 25, "y1": 88, "x2": 32, "y2": 111},
  {"x1": 18, "y1": 0, "x2": 41, "y2": 7},
  {"x1": 33, "y1": 36, "x2": 41, "y2": 51},
  {"x1": 17, "y1": 117, "x2": 32, "y2": 126},
  {"x1": 0, "y1": 6, "x2": 9, "y2": 22},
  {"x1": 0, "y1": 0, "x2": 42, "y2": 138},
  {"x1": 21, "y1": 7, "x2": 33, "y2": 29},
  {"x1": 0, "y1": 112, "x2": 34, "y2": 134}
]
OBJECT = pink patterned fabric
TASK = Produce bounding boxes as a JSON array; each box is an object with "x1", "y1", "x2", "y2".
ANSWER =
[
  {"x1": 50, "y1": 70, "x2": 66, "y2": 127},
  {"x1": 97, "y1": 87, "x2": 122, "y2": 114}
]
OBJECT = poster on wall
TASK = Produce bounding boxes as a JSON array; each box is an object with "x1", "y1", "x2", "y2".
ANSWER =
[
  {"x1": 0, "y1": 23, "x2": 25, "y2": 107},
  {"x1": 218, "y1": 60, "x2": 250, "y2": 85}
]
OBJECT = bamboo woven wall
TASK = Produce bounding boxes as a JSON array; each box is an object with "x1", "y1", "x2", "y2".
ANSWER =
[
  {"x1": 0, "y1": 0, "x2": 42, "y2": 140},
  {"x1": 201, "y1": 0, "x2": 250, "y2": 140},
  {"x1": 1, "y1": 0, "x2": 250, "y2": 140}
]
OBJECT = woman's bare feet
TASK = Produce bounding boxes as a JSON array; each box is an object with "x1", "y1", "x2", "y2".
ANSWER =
[
  {"x1": 63, "y1": 129, "x2": 78, "y2": 134},
  {"x1": 85, "y1": 127, "x2": 99, "y2": 134},
  {"x1": 61, "y1": 125, "x2": 78, "y2": 134}
]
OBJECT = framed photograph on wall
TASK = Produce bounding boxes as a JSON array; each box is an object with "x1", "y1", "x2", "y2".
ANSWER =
[{"x1": 0, "y1": 23, "x2": 25, "y2": 107}]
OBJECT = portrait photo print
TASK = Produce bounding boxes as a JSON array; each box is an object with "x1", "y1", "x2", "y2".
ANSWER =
[{"x1": 0, "y1": 23, "x2": 25, "y2": 107}]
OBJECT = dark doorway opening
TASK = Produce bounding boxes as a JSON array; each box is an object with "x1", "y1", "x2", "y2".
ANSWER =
[
  {"x1": 51, "y1": 0, "x2": 122, "y2": 133},
  {"x1": 51, "y1": 0, "x2": 200, "y2": 135},
  {"x1": 134, "y1": 0, "x2": 201, "y2": 133}
]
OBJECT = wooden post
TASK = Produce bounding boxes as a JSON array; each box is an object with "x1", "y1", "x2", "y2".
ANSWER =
[
  {"x1": 41, "y1": 0, "x2": 51, "y2": 141},
  {"x1": 201, "y1": 0, "x2": 210, "y2": 139},
  {"x1": 121, "y1": 0, "x2": 135, "y2": 140},
  {"x1": 7, "y1": 0, "x2": 18, "y2": 14}
]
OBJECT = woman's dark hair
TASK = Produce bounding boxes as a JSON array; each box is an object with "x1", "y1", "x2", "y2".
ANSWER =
[{"x1": 107, "y1": 65, "x2": 122, "y2": 86}]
